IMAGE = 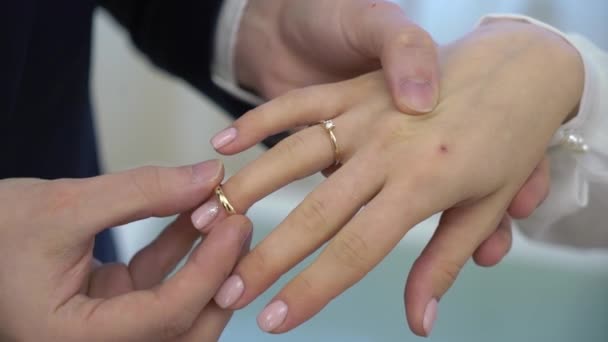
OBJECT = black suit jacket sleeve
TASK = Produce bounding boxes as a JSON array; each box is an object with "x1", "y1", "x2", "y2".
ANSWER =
[{"x1": 97, "y1": 0, "x2": 254, "y2": 120}]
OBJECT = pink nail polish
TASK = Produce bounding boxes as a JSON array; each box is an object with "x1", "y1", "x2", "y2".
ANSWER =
[
  {"x1": 191, "y1": 200, "x2": 219, "y2": 230},
  {"x1": 211, "y1": 127, "x2": 238, "y2": 150},
  {"x1": 423, "y1": 298, "x2": 438, "y2": 336},
  {"x1": 214, "y1": 275, "x2": 245, "y2": 309},
  {"x1": 257, "y1": 300, "x2": 288, "y2": 332},
  {"x1": 190, "y1": 160, "x2": 222, "y2": 183}
]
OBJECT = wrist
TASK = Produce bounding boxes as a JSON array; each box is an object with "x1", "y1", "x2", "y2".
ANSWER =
[
  {"x1": 441, "y1": 20, "x2": 584, "y2": 126},
  {"x1": 478, "y1": 20, "x2": 585, "y2": 123}
]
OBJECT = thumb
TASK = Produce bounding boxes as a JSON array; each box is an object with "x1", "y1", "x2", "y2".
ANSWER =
[
  {"x1": 346, "y1": 1, "x2": 440, "y2": 113},
  {"x1": 45, "y1": 160, "x2": 224, "y2": 243}
]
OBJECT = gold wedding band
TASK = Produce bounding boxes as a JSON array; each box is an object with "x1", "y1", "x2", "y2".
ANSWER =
[
  {"x1": 319, "y1": 120, "x2": 341, "y2": 166},
  {"x1": 215, "y1": 185, "x2": 236, "y2": 215}
]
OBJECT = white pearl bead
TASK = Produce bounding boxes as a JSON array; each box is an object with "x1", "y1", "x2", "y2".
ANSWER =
[{"x1": 560, "y1": 129, "x2": 590, "y2": 153}]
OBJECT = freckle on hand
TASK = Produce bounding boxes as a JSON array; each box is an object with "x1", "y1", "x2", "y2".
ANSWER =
[{"x1": 439, "y1": 144, "x2": 448, "y2": 154}]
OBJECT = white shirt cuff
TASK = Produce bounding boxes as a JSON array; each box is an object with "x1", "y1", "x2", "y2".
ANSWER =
[
  {"x1": 478, "y1": 14, "x2": 608, "y2": 248},
  {"x1": 212, "y1": 0, "x2": 264, "y2": 106}
]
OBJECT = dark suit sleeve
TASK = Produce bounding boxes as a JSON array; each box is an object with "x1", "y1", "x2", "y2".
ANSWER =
[{"x1": 97, "y1": 1, "x2": 250, "y2": 117}]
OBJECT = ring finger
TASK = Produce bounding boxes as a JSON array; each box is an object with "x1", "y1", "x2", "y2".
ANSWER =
[
  {"x1": 191, "y1": 111, "x2": 366, "y2": 233},
  {"x1": 213, "y1": 149, "x2": 385, "y2": 310}
]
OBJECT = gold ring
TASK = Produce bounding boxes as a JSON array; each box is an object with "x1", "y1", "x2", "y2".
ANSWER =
[
  {"x1": 215, "y1": 185, "x2": 236, "y2": 215},
  {"x1": 319, "y1": 120, "x2": 341, "y2": 166}
]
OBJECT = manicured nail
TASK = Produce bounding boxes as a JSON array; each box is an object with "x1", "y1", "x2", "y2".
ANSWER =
[
  {"x1": 191, "y1": 199, "x2": 220, "y2": 231},
  {"x1": 191, "y1": 160, "x2": 222, "y2": 184},
  {"x1": 257, "y1": 300, "x2": 288, "y2": 332},
  {"x1": 423, "y1": 298, "x2": 438, "y2": 336},
  {"x1": 400, "y1": 79, "x2": 436, "y2": 113},
  {"x1": 211, "y1": 127, "x2": 238, "y2": 149},
  {"x1": 214, "y1": 275, "x2": 245, "y2": 309}
]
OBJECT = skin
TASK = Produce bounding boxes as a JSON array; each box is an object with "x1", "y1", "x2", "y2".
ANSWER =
[
  {"x1": 197, "y1": 20, "x2": 580, "y2": 336},
  {"x1": 233, "y1": 0, "x2": 550, "y2": 267},
  {"x1": 0, "y1": 1, "x2": 440, "y2": 339},
  {"x1": 0, "y1": 161, "x2": 253, "y2": 341},
  {"x1": 0, "y1": 1, "x2": 551, "y2": 340},
  {"x1": 236, "y1": 0, "x2": 441, "y2": 113}
]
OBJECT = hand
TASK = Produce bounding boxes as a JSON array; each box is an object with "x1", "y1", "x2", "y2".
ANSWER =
[
  {"x1": 0, "y1": 160, "x2": 253, "y2": 341},
  {"x1": 234, "y1": 0, "x2": 553, "y2": 268},
  {"x1": 197, "y1": 20, "x2": 581, "y2": 336},
  {"x1": 236, "y1": 0, "x2": 439, "y2": 113}
]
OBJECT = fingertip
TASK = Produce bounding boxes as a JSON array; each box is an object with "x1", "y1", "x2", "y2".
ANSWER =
[
  {"x1": 382, "y1": 32, "x2": 440, "y2": 114},
  {"x1": 422, "y1": 298, "x2": 439, "y2": 337},
  {"x1": 211, "y1": 127, "x2": 238, "y2": 151},
  {"x1": 190, "y1": 159, "x2": 224, "y2": 185},
  {"x1": 473, "y1": 217, "x2": 513, "y2": 267},
  {"x1": 404, "y1": 256, "x2": 436, "y2": 337},
  {"x1": 396, "y1": 78, "x2": 437, "y2": 114},
  {"x1": 507, "y1": 191, "x2": 537, "y2": 219},
  {"x1": 191, "y1": 198, "x2": 222, "y2": 232}
]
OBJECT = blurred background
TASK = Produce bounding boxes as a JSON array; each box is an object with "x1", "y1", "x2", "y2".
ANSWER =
[{"x1": 92, "y1": 1, "x2": 608, "y2": 341}]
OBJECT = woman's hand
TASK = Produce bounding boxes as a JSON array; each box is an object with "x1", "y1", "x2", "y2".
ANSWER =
[
  {"x1": 236, "y1": 0, "x2": 439, "y2": 113},
  {"x1": 196, "y1": 20, "x2": 581, "y2": 336},
  {"x1": 0, "y1": 161, "x2": 252, "y2": 341}
]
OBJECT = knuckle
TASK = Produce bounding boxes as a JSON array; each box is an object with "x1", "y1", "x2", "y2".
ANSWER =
[
  {"x1": 296, "y1": 198, "x2": 330, "y2": 235},
  {"x1": 376, "y1": 116, "x2": 417, "y2": 147},
  {"x1": 280, "y1": 88, "x2": 307, "y2": 109},
  {"x1": 159, "y1": 318, "x2": 191, "y2": 340},
  {"x1": 245, "y1": 247, "x2": 273, "y2": 278},
  {"x1": 391, "y1": 26, "x2": 436, "y2": 51},
  {"x1": 159, "y1": 306, "x2": 195, "y2": 339},
  {"x1": 432, "y1": 258, "x2": 463, "y2": 294},
  {"x1": 44, "y1": 179, "x2": 81, "y2": 209},
  {"x1": 274, "y1": 133, "x2": 307, "y2": 157},
  {"x1": 290, "y1": 274, "x2": 323, "y2": 301},
  {"x1": 129, "y1": 166, "x2": 164, "y2": 207},
  {"x1": 328, "y1": 230, "x2": 370, "y2": 276},
  {"x1": 41, "y1": 179, "x2": 84, "y2": 222}
]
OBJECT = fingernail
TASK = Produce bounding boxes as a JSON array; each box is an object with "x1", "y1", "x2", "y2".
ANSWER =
[
  {"x1": 423, "y1": 298, "x2": 438, "y2": 336},
  {"x1": 257, "y1": 300, "x2": 288, "y2": 332},
  {"x1": 191, "y1": 199, "x2": 220, "y2": 231},
  {"x1": 191, "y1": 160, "x2": 222, "y2": 184},
  {"x1": 215, "y1": 275, "x2": 245, "y2": 309},
  {"x1": 211, "y1": 127, "x2": 238, "y2": 150},
  {"x1": 400, "y1": 79, "x2": 436, "y2": 113}
]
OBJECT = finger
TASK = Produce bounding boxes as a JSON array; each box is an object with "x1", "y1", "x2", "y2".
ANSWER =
[
  {"x1": 345, "y1": 1, "x2": 439, "y2": 113},
  {"x1": 508, "y1": 157, "x2": 551, "y2": 218},
  {"x1": 88, "y1": 263, "x2": 134, "y2": 299},
  {"x1": 43, "y1": 160, "x2": 223, "y2": 243},
  {"x1": 404, "y1": 194, "x2": 507, "y2": 337},
  {"x1": 211, "y1": 82, "x2": 360, "y2": 155},
  {"x1": 255, "y1": 183, "x2": 444, "y2": 334},
  {"x1": 129, "y1": 212, "x2": 201, "y2": 289},
  {"x1": 213, "y1": 152, "x2": 384, "y2": 310},
  {"x1": 181, "y1": 233, "x2": 252, "y2": 341},
  {"x1": 178, "y1": 302, "x2": 233, "y2": 342},
  {"x1": 192, "y1": 118, "x2": 354, "y2": 232},
  {"x1": 73, "y1": 215, "x2": 252, "y2": 341},
  {"x1": 473, "y1": 215, "x2": 513, "y2": 267}
]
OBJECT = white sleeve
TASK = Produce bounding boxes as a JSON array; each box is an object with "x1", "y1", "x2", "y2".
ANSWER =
[
  {"x1": 479, "y1": 14, "x2": 608, "y2": 249},
  {"x1": 212, "y1": 0, "x2": 264, "y2": 105}
]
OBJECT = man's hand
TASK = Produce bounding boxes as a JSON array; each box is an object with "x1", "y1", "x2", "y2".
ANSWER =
[
  {"x1": 235, "y1": 0, "x2": 439, "y2": 113},
  {"x1": 0, "y1": 160, "x2": 252, "y2": 341}
]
